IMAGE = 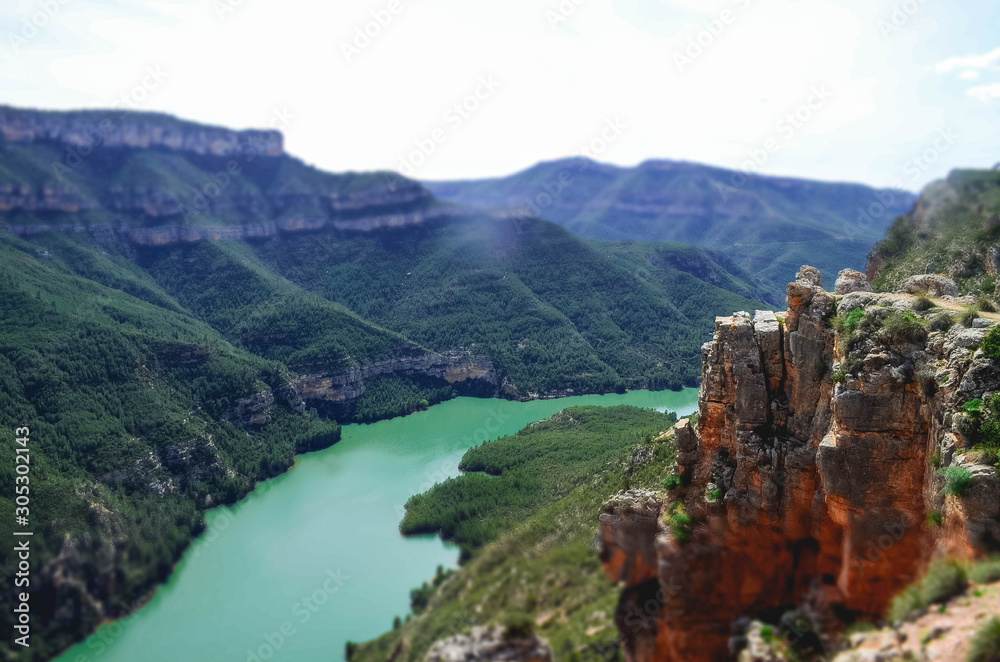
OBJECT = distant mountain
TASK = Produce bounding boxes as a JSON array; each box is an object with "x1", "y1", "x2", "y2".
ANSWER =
[
  {"x1": 868, "y1": 167, "x2": 1000, "y2": 294},
  {"x1": 426, "y1": 158, "x2": 918, "y2": 298},
  {"x1": 0, "y1": 106, "x2": 771, "y2": 660}
]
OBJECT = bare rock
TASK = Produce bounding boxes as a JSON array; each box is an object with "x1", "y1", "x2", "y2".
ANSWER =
[
  {"x1": 426, "y1": 626, "x2": 551, "y2": 662},
  {"x1": 900, "y1": 274, "x2": 960, "y2": 298},
  {"x1": 796, "y1": 265, "x2": 824, "y2": 289},
  {"x1": 835, "y1": 269, "x2": 873, "y2": 295}
]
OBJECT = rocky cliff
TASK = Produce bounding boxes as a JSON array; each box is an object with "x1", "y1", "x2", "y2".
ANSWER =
[
  {"x1": 0, "y1": 105, "x2": 450, "y2": 244},
  {"x1": 0, "y1": 105, "x2": 282, "y2": 157},
  {"x1": 600, "y1": 266, "x2": 1000, "y2": 661}
]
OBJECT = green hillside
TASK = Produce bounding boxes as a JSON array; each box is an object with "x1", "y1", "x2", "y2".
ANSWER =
[
  {"x1": 0, "y1": 232, "x2": 342, "y2": 661},
  {"x1": 427, "y1": 158, "x2": 917, "y2": 299},
  {"x1": 869, "y1": 168, "x2": 1000, "y2": 294},
  {"x1": 351, "y1": 406, "x2": 679, "y2": 662}
]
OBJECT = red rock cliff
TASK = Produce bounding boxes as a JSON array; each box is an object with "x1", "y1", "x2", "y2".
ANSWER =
[{"x1": 601, "y1": 266, "x2": 1000, "y2": 661}]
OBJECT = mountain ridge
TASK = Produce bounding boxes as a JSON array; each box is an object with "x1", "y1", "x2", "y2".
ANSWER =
[{"x1": 426, "y1": 157, "x2": 918, "y2": 300}]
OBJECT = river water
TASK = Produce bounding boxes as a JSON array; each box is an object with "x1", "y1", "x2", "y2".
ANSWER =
[{"x1": 57, "y1": 390, "x2": 699, "y2": 662}]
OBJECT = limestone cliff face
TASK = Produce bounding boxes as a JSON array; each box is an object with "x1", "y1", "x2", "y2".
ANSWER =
[
  {"x1": 0, "y1": 106, "x2": 447, "y2": 243},
  {"x1": 0, "y1": 105, "x2": 282, "y2": 157},
  {"x1": 292, "y1": 351, "x2": 499, "y2": 416},
  {"x1": 601, "y1": 267, "x2": 1000, "y2": 662}
]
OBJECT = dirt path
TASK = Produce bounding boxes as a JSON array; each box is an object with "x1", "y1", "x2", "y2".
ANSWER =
[{"x1": 873, "y1": 292, "x2": 1000, "y2": 322}]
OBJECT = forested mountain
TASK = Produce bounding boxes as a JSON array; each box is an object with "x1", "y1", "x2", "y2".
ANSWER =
[
  {"x1": 427, "y1": 158, "x2": 917, "y2": 299},
  {"x1": 0, "y1": 106, "x2": 770, "y2": 660}
]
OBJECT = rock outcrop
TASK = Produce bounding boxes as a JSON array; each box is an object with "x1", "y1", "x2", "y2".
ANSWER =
[
  {"x1": 0, "y1": 105, "x2": 282, "y2": 157},
  {"x1": 600, "y1": 266, "x2": 1000, "y2": 661},
  {"x1": 900, "y1": 274, "x2": 961, "y2": 298},
  {"x1": 425, "y1": 626, "x2": 552, "y2": 662},
  {"x1": 292, "y1": 351, "x2": 499, "y2": 416},
  {"x1": 834, "y1": 269, "x2": 872, "y2": 295}
]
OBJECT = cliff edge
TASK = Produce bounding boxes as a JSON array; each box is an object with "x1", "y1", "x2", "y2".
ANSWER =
[{"x1": 601, "y1": 266, "x2": 1000, "y2": 661}]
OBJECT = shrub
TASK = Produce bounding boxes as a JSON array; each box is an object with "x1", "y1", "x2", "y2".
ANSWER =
[
  {"x1": 930, "y1": 449, "x2": 943, "y2": 469},
  {"x1": 665, "y1": 501, "x2": 693, "y2": 542},
  {"x1": 880, "y1": 310, "x2": 928, "y2": 346},
  {"x1": 888, "y1": 585, "x2": 925, "y2": 624},
  {"x1": 929, "y1": 313, "x2": 954, "y2": 332},
  {"x1": 833, "y1": 308, "x2": 866, "y2": 333},
  {"x1": 983, "y1": 327, "x2": 1000, "y2": 361},
  {"x1": 971, "y1": 560, "x2": 1000, "y2": 585},
  {"x1": 969, "y1": 617, "x2": 1000, "y2": 662},
  {"x1": 662, "y1": 474, "x2": 683, "y2": 490},
  {"x1": 940, "y1": 466, "x2": 975, "y2": 497},
  {"x1": 927, "y1": 511, "x2": 943, "y2": 527},
  {"x1": 913, "y1": 293, "x2": 936, "y2": 312},
  {"x1": 922, "y1": 558, "x2": 969, "y2": 604},
  {"x1": 832, "y1": 366, "x2": 849, "y2": 384},
  {"x1": 503, "y1": 613, "x2": 535, "y2": 639},
  {"x1": 977, "y1": 293, "x2": 998, "y2": 313},
  {"x1": 707, "y1": 488, "x2": 723, "y2": 503},
  {"x1": 888, "y1": 558, "x2": 969, "y2": 624},
  {"x1": 961, "y1": 306, "x2": 981, "y2": 327}
]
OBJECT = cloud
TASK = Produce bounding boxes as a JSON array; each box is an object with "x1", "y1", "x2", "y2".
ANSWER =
[
  {"x1": 935, "y1": 46, "x2": 1000, "y2": 73},
  {"x1": 936, "y1": 45, "x2": 1000, "y2": 103},
  {"x1": 968, "y1": 83, "x2": 1000, "y2": 103}
]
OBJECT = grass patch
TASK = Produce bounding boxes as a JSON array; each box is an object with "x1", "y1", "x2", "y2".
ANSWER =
[
  {"x1": 977, "y1": 293, "x2": 998, "y2": 313},
  {"x1": 940, "y1": 466, "x2": 975, "y2": 497},
  {"x1": 880, "y1": 310, "x2": 928, "y2": 347},
  {"x1": 888, "y1": 558, "x2": 969, "y2": 624},
  {"x1": 969, "y1": 617, "x2": 1000, "y2": 662},
  {"x1": 960, "y1": 306, "x2": 981, "y2": 327},
  {"x1": 664, "y1": 501, "x2": 693, "y2": 542},
  {"x1": 971, "y1": 560, "x2": 1000, "y2": 585}
]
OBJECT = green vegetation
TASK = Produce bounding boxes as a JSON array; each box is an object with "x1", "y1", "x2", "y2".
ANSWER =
[
  {"x1": 880, "y1": 310, "x2": 928, "y2": 347},
  {"x1": 250, "y1": 216, "x2": 766, "y2": 395},
  {"x1": 351, "y1": 376, "x2": 454, "y2": 423},
  {"x1": 969, "y1": 618, "x2": 1000, "y2": 662},
  {"x1": 930, "y1": 312, "x2": 955, "y2": 332},
  {"x1": 0, "y1": 233, "x2": 346, "y2": 660},
  {"x1": 353, "y1": 405, "x2": 681, "y2": 662},
  {"x1": 664, "y1": 501, "x2": 693, "y2": 542},
  {"x1": 970, "y1": 560, "x2": 1000, "y2": 585},
  {"x1": 400, "y1": 406, "x2": 677, "y2": 555},
  {"x1": 940, "y1": 466, "x2": 975, "y2": 497},
  {"x1": 977, "y1": 294, "x2": 998, "y2": 313},
  {"x1": 0, "y1": 109, "x2": 773, "y2": 660},
  {"x1": 888, "y1": 558, "x2": 969, "y2": 624},
  {"x1": 913, "y1": 293, "x2": 936, "y2": 312},
  {"x1": 961, "y1": 306, "x2": 981, "y2": 327},
  {"x1": 983, "y1": 327, "x2": 1000, "y2": 361},
  {"x1": 871, "y1": 169, "x2": 1000, "y2": 295},
  {"x1": 427, "y1": 158, "x2": 916, "y2": 301}
]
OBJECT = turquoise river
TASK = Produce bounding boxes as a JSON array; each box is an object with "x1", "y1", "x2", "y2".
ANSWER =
[{"x1": 58, "y1": 389, "x2": 699, "y2": 662}]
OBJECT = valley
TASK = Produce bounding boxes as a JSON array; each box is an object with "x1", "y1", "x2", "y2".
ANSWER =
[{"x1": 53, "y1": 391, "x2": 698, "y2": 662}]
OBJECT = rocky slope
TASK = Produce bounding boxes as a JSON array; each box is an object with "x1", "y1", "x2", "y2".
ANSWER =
[
  {"x1": 867, "y1": 168, "x2": 1000, "y2": 294},
  {"x1": 600, "y1": 266, "x2": 1000, "y2": 661}
]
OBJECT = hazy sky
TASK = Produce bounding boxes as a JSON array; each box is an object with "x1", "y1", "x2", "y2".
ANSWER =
[{"x1": 0, "y1": 0, "x2": 997, "y2": 190}]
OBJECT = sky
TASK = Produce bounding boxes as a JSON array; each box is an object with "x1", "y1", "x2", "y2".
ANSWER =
[{"x1": 0, "y1": 0, "x2": 997, "y2": 191}]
